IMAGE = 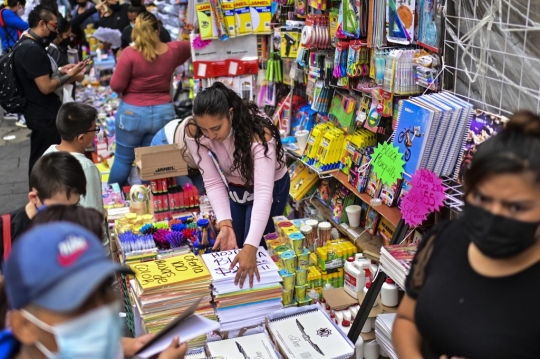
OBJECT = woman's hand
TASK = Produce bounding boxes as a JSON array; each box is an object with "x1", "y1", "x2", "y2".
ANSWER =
[
  {"x1": 156, "y1": 336, "x2": 188, "y2": 359},
  {"x1": 213, "y1": 220, "x2": 237, "y2": 251},
  {"x1": 230, "y1": 244, "x2": 260, "y2": 289},
  {"x1": 122, "y1": 334, "x2": 154, "y2": 356}
]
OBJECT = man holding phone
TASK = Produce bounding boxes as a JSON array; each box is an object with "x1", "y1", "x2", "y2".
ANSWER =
[{"x1": 13, "y1": 5, "x2": 86, "y2": 178}]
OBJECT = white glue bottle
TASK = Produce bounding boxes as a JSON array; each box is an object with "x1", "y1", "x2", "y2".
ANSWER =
[
  {"x1": 355, "y1": 336, "x2": 364, "y2": 359},
  {"x1": 335, "y1": 310, "x2": 344, "y2": 326},
  {"x1": 381, "y1": 278, "x2": 399, "y2": 307},
  {"x1": 363, "y1": 282, "x2": 378, "y2": 307},
  {"x1": 308, "y1": 287, "x2": 319, "y2": 305},
  {"x1": 344, "y1": 257, "x2": 365, "y2": 299},
  {"x1": 361, "y1": 317, "x2": 372, "y2": 333},
  {"x1": 363, "y1": 340, "x2": 379, "y2": 359}
]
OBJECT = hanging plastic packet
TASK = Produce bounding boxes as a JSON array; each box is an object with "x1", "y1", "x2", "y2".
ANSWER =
[
  {"x1": 342, "y1": 0, "x2": 359, "y2": 38},
  {"x1": 221, "y1": 0, "x2": 236, "y2": 37},
  {"x1": 209, "y1": 0, "x2": 230, "y2": 41}
]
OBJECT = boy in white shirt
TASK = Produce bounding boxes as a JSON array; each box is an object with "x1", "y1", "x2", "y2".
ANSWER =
[{"x1": 43, "y1": 103, "x2": 106, "y2": 243}]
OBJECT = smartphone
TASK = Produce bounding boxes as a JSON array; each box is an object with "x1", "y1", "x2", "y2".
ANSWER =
[{"x1": 83, "y1": 59, "x2": 93, "y2": 66}]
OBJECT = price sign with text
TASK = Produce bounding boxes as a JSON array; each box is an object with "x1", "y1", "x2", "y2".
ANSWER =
[
  {"x1": 401, "y1": 169, "x2": 447, "y2": 227},
  {"x1": 371, "y1": 142, "x2": 406, "y2": 186}
]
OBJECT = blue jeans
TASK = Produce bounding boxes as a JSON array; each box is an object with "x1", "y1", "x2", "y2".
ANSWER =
[
  {"x1": 150, "y1": 128, "x2": 205, "y2": 194},
  {"x1": 230, "y1": 173, "x2": 290, "y2": 248},
  {"x1": 108, "y1": 102, "x2": 175, "y2": 186}
]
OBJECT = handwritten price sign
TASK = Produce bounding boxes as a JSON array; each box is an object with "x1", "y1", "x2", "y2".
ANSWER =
[
  {"x1": 401, "y1": 169, "x2": 447, "y2": 227},
  {"x1": 371, "y1": 142, "x2": 406, "y2": 186}
]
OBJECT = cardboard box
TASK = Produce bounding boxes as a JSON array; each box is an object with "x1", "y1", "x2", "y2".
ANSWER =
[{"x1": 135, "y1": 145, "x2": 188, "y2": 181}]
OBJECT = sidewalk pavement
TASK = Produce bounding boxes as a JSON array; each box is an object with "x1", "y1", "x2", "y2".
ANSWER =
[{"x1": 0, "y1": 116, "x2": 31, "y2": 214}]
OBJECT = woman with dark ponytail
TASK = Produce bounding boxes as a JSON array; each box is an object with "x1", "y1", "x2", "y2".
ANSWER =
[{"x1": 185, "y1": 82, "x2": 289, "y2": 287}]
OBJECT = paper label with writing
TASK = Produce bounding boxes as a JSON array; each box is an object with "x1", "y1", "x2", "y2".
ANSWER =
[
  {"x1": 401, "y1": 169, "x2": 447, "y2": 226},
  {"x1": 371, "y1": 142, "x2": 405, "y2": 186},
  {"x1": 201, "y1": 247, "x2": 279, "y2": 280},
  {"x1": 130, "y1": 254, "x2": 211, "y2": 290}
]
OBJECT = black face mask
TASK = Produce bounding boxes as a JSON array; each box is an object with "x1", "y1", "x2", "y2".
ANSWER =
[
  {"x1": 45, "y1": 30, "x2": 58, "y2": 46},
  {"x1": 59, "y1": 37, "x2": 71, "y2": 47},
  {"x1": 462, "y1": 203, "x2": 540, "y2": 258},
  {"x1": 110, "y1": 3, "x2": 121, "y2": 11}
]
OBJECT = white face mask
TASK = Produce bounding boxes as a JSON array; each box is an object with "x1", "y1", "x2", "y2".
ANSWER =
[
  {"x1": 21, "y1": 302, "x2": 123, "y2": 359},
  {"x1": 17, "y1": 6, "x2": 24, "y2": 17}
]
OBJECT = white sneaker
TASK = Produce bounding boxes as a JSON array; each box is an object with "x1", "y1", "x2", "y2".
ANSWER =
[{"x1": 15, "y1": 115, "x2": 27, "y2": 128}]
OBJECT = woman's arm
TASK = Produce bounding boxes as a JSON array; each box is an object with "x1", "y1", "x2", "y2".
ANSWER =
[
  {"x1": 184, "y1": 133, "x2": 232, "y2": 225},
  {"x1": 4, "y1": 11, "x2": 29, "y2": 31},
  {"x1": 70, "y1": 5, "x2": 98, "y2": 28},
  {"x1": 109, "y1": 49, "x2": 132, "y2": 94},
  {"x1": 243, "y1": 139, "x2": 278, "y2": 248},
  {"x1": 392, "y1": 294, "x2": 424, "y2": 359},
  {"x1": 172, "y1": 41, "x2": 192, "y2": 67}
]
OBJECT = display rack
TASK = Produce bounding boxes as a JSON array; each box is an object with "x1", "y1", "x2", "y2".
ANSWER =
[{"x1": 310, "y1": 197, "x2": 383, "y2": 261}]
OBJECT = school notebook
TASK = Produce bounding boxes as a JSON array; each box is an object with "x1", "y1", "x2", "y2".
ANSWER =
[
  {"x1": 207, "y1": 333, "x2": 280, "y2": 359},
  {"x1": 392, "y1": 100, "x2": 435, "y2": 176},
  {"x1": 268, "y1": 308, "x2": 354, "y2": 359}
]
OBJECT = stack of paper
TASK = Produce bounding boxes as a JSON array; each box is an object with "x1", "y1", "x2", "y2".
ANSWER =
[
  {"x1": 202, "y1": 247, "x2": 283, "y2": 331},
  {"x1": 375, "y1": 313, "x2": 397, "y2": 359},
  {"x1": 379, "y1": 244, "x2": 418, "y2": 289},
  {"x1": 207, "y1": 332, "x2": 280, "y2": 359},
  {"x1": 129, "y1": 253, "x2": 216, "y2": 346}
]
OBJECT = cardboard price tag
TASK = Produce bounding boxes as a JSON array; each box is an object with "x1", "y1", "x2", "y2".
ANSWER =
[
  {"x1": 371, "y1": 142, "x2": 405, "y2": 186},
  {"x1": 401, "y1": 169, "x2": 447, "y2": 227}
]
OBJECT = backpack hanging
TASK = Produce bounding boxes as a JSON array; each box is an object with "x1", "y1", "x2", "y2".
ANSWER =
[{"x1": 0, "y1": 37, "x2": 33, "y2": 113}]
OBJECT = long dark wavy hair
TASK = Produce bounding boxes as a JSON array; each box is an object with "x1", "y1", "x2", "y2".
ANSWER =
[{"x1": 188, "y1": 82, "x2": 285, "y2": 188}]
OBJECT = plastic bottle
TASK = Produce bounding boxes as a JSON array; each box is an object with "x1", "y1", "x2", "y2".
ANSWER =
[
  {"x1": 343, "y1": 308, "x2": 352, "y2": 323},
  {"x1": 350, "y1": 305, "x2": 359, "y2": 320},
  {"x1": 341, "y1": 318, "x2": 351, "y2": 335},
  {"x1": 323, "y1": 282, "x2": 334, "y2": 292},
  {"x1": 370, "y1": 260, "x2": 379, "y2": 276},
  {"x1": 344, "y1": 257, "x2": 364, "y2": 299},
  {"x1": 335, "y1": 310, "x2": 343, "y2": 325},
  {"x1": 363, "y1": 282, "x2": 378, "y2": 307},
  {"x1": 338, "y1": 268, "x2": 344, "y2": 287},
  {"x1": 361, "y1": 317, "x2": 372, "y2": 333},
  {"x1": 355, "y1": 336, "x2": 364, "y2": 359},
  {"x1": 363, "y1": 340, "x2": 379, "y2": 359},
  {"x1": 308, "y1": 287, "x2": 319, "y2": 305},
  {"x1": 381, "y1": 278, "x2": 399, "y2": 307}
]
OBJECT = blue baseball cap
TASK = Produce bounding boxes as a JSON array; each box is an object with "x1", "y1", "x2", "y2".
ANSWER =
[{"x1": 3, "y1": 222, "x2": 132, "y2": 312}]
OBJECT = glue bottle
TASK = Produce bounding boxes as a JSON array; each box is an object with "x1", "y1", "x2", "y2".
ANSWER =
[
  {"x1": 381, "y1": 278, "x2": 399, "y2": 307},
  {"x1": 308, "y1": 287, "x2": 319, "y2": 305},
  {"x1": 355, "y1": 336, "x2": 364, "y2": 359}
]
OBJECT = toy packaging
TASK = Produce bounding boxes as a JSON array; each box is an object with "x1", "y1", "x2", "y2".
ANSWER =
[
  {"x1": 380, "y1": 179, "x2": 402, "y2": 207},
  {"x1": 365, "y1": 166, "x2": 382, "y2": 198},
  {"x1": 365, "y1": 207, "x2": 381, "y2": 235},
  {"x1": 377, "y1": 217, "x2": 396, "y2": 246}
]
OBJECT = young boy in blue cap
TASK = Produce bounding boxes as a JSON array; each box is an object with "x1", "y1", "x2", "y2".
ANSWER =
[{"x1": 0, "y1": 222, "x2": 187, "y2": 359}]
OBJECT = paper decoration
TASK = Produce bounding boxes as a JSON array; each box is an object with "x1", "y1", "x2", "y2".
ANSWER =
[
  {"x1": 371, "y1": 142, "x2": 406, "y2": 185},
  {"x1": 400, "y1": 169, "x2": 447, "y2": 226}
]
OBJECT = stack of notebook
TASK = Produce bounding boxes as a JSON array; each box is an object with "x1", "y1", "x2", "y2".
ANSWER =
[
  {"x1": 375, "y1": 313, "x2": 398, "y2": 359},
  {"x1": 129, "y1": 253, "x2": 216, "y2": 347},
  {"x1": 202, "y1": 247, "x2": 283, "y2": 331},
  {"x1": 379, "y1": 244, "x2": 418, "y2": 289},
  {"x1": 392, "y1": 92, "x2": 475, "y2": 177}
]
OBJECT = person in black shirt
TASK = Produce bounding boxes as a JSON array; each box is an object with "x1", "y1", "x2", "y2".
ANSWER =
[
  {"x1": 393, "y1": 111, "x2": 540, "y2": 359},
  {"x1": 0, "y1": 152, "x2": 87, "y2": 264},
  {"x1": 14, "y1": 5, "x2": 86, "y2": 176},
  {"x1": 116, "y1": 4, "x2": 171, "y2": 59},
  {"x1": 47, "y1": 16, "x2": 71, "y2": 66},
  {"x1": 72, "y1": 0, "x2": 138, "y2": 33}
]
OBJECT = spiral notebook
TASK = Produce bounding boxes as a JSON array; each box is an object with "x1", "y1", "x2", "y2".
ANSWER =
[
  {"x1": 268, "y1": 309, "x2": 354, "y2": 359},
  {"x1": 207, "y1": 333, "x2": 279, "y2": 359}
]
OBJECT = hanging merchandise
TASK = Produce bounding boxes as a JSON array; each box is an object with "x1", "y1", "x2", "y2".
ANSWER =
[
  {"x1": 328, "y1": 92, "x2": 359, "y2": 134},
  {"x1": 281, "y1": 23, "x2": 303, "y2": 58},
  {"x1": 234, "y1": 0, "x2": 253, "y2": 35},
  {"x1": 301, "y1": 14, "x2": 331, "y2": 49},
  {"x1": 295, "y1": 0, "x2": 307, "y2": 18},
  {"x1": 333, "y1": 41, "x2": 349, "y2": 86},
  {"x1": 221, "y1": 0, "x2": 237, "y2": 37},
  {"x1": 412, "y1": 52, "x2": 441, "y2": 91},
  {"x1": 342, "y1": 0, "x2": 360, "y2": 38},
  {"x1": 209, "y1": 0, "x2": 230, "y2": 41},
  {"x1": 250, "y1": 0, "x2": 273, "y2": 34},
  {"x1": 386, "y1": 0, "x2": 416, "y2": 45},
  {"x1": 417, "y1": 0, "x2": 443, "y2": 52},
  {"x1": 346, "y1": 40, "x2": 369, "y2": 78},
  {"x1": 196, "y1": 0, "x2": 218, "y2": 40}
]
